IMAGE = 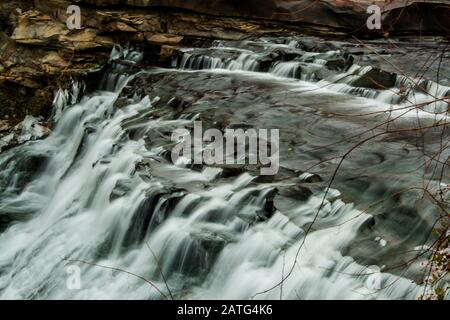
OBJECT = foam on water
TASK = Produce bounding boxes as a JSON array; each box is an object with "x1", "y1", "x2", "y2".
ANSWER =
[{"x1": 0, "y1": 43, "x2": 440, "y2": 300}]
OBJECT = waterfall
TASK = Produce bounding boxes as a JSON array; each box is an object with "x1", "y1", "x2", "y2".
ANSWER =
[
  {"x1": 176, "y1": 43, "x2": 448, "y2": 120},
  {"x1": 177, "y1": 42, "x2": 448, "y2": 119},
  {"x1": 226, "y1": 53, "x2": 259, "y2": 71},
  {"x1": 179, "y1": 53, "x2": 225, "y2": 70},
  {"x1": 0, "y1": 39, "x2": 445, "y2": 300},
  {"x1": 271, "y1": 62, "x2": 301, "y2": 78}
]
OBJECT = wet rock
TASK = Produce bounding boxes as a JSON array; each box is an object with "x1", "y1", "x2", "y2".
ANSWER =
[
  {"x1": 0, "y1": 215, "x2": 12, "y2": 233},
  {"x1": 158, "y1": 191, "x2": 186, "y2": 215},
  {"x1": 0, "y1": 120, "x2": 11, "y2": 134},
  {"x1": 352, "y1": 68, "x2": 397, "y2": 89},
  {"x1": 261, "y1": 188, "x2": 277, "y2": 220},
  {"x1": 167, "y1": 96, "x2": 190, "y2": 113},
  {"x1": 0, "y1": 116, "x2": 51, "y2": 152},
  {"x1": 192, "y1": 230, "x2": 236, "y2": 256},
  {"x1": 325, "y1": 53, "x2": 354, "y2": 71},
  {"x1": 159, "y1": 45, "x2": 178, "y2": 62},
  {"x1": 278, "y1": 184, "x2": 313, "y2": 201},
  {"x1": 257, "y1": 56, "x2": 276, "y2": 73},
  {"x1": 343, "y1": 203, "x2": 433, "y2": 283},
  {"x1": 298, "y1": 38, "x2": 338, "y2": 53},
  {"x1": 218, "y1": 165, "x2": 246, "y2": 178},
  {"x1": 122, "y1": 192, "x2": 162, "y2": 247},
  {"x1": 110, "y1": 179, "x2": 133, "y2": 201},
  {"x1": 299, "y1": 172, "x2": 323, "y2": 183},
  {"x1": 0, "y1": 151, "x2": 49, "y2": 190},
  {"x1": 268, "y1": 48, "x2": 302, "y2": 63},
  {"x1": 375, "y1": 205, "x2": 426, "y2": 238},
  {"x1": 156, "y1": 225, "x2": 235, "y2": 278},
  {"x1": 229, "y1": 187, "x2": 278, "y2": 223},
  {"x1": 0, "y1": 133, "x2": 16, "y2": 152},
  {"x1": 122, "y1": 185, "x2": 186, "y2": 247},
  {"x1": 274, "y1": 184, "x2": 313, "y2": 212}
]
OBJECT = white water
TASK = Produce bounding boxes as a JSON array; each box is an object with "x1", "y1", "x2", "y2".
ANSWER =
[
  {"x1": 177, "y1": 42, "x2": 449, "y2": 120},
  {"x1": 0, "y1": 44, "x2": 439, "y2": 300}
]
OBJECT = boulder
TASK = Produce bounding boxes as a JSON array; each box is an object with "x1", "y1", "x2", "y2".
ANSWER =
[
  {"x1": 0, "y1": 120, "x2": 12, "y2": 134},
  {"x1": 11, "y1": 10, "x2": 67, "y2": 46},
  {"x1": 352, "y1": 68, "x2": 397, "y2": 89}
]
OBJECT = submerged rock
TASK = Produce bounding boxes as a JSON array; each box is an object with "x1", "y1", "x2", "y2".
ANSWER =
[
  {"x1": 0, "y1": 116, "x2": 51, "y2": 152},
  {"x1": 0, "y1": 120, "x2": 12, "y2": 134},
  {"x1": 351, "y1": 67, "x2": 397, "y2": 89}
]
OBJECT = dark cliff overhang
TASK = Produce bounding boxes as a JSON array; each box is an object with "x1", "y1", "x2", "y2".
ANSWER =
[{"x1": 75, "y1": 0, "x2": 450, "y2": 35}]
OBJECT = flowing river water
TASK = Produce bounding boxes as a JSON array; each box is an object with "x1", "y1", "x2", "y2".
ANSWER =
[{"x1": 0, "y1": 37, "x2": 448, "y2": 299}]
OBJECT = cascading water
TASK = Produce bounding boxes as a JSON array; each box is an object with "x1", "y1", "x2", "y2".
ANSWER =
[
  {"x1": 176, "y1": 39, "x2": 449, "y2": 119},
  {"x1": 0, "y1": 37, "x2": 447, "y2": 299}
]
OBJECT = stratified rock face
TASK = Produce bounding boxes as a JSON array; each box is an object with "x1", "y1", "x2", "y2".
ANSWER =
[
  {"x1": 2, "y1": 1, "x2": 450, "y2": 37},
  {"x1": 88, "y1": 0, "x2": 314, "y2": 21},
  {"x1": 77, "y1": 0, "x2": 450, "y2": 32},
  {"x1": 78, "y1": 0, "x2": 367, "y2": 30}
]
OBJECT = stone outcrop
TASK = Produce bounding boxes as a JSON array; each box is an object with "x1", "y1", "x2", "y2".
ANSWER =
[{"x1": 75, "y1": 0, "x2": 450, "y2": 34}]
